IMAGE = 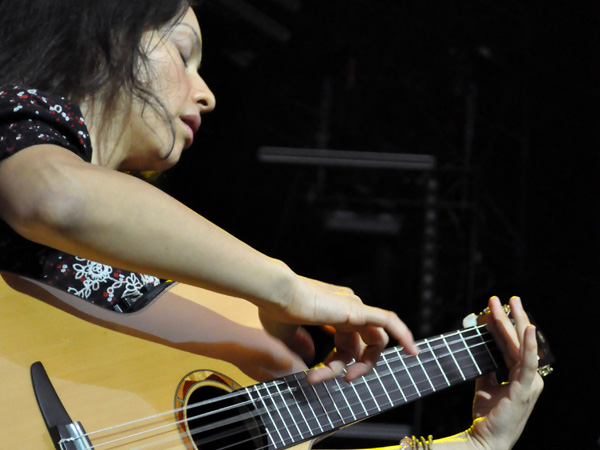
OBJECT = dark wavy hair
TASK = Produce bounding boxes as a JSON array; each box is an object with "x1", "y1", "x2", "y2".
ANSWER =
[{"x1": 0, "y1": 0, "x2": 191, "y2": 151}]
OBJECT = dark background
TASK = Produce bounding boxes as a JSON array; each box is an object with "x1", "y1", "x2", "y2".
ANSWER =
[{"x1": 166, "y1": 1, "x2": 600, "y2": 448}]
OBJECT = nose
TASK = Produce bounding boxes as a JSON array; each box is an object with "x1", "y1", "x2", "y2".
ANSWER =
[{"x1": 193, "y1": 74, "x2": 216, "y2": 114}]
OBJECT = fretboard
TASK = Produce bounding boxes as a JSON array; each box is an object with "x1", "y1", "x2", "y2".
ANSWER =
[{"x1": 245, "y1": 324, "x2": 502, "y2": 450}]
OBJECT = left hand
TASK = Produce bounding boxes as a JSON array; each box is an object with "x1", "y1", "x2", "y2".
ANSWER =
[
  {"x1": 419, "y1": 296, "x2": 544, "y2": 450},
  {"x1": 467, "y1": 296, "x2": 544, "y2": 450}
]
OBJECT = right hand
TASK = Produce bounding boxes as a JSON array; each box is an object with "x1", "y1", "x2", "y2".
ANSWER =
[{"x1": 258, "y1": 275, "x2": 419, "y2": 384}]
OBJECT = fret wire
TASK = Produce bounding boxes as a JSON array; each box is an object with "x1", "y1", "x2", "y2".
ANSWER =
[
  {"x1": 194, "y1": 364, "x2": 470, "y2": 450},
  {"x1": 284, "y1": 380, "x2": 312, "y2": 440},
  {"x1": 318, "y1": 346, "x2": 496, "y2": 419},
  {"x1": 383, "y1": 338, "x2": 498, "y2": 381},
  {"x1": 474, "y1": 325, "x2": 499, "y2": 369},
  {"x1": 359, "y1": 373, "x2": 382, "y2": 413},
  {"x1": 424, "y1": 337, "x2": 451, "y2": 387},
  {"x1": 332, "y1": 377, "x2": 358, "y2": 422},
  {"x1": 188, "y1": 365, "x2": 466, "y2": 450},
  {"x1": 376, "y1": 325, "x2": 492, "y2": 370},
  {"x1": 414, "y1": 343, "x2": 436, "y2": 392},
  {"x1": 458, "y1": 330, "x2": 482, "y2": 376},
  {"x1": 138, "y1": 370, "x2": 447, "y2": 450},
  {"x1": 309, "y1": 382, "x2": 336, "y2": 429},
  {"x1": 370, "y1": 336, "x2": 498, "y2": 388},
  {"x1": 202, "y1": 331, "x2": 497, "y2": 449},
  {"x1": 396, "y1": 347, "x2": 421, "y2": 398},
  {"x1": 376, "y1": 326, "x2": 491, "y2": 376},
  {"x1": 271, "y1": 378, "x2": 305, "y2": 441},
  {"x1": 373, "y1": 362, "x2": 394, "y2": 407},
  {"x1": 270, "y1": 331, "x2": 499, "y2": 447},
  {"x1": 362, "y1": 337, "x2": 499, "y2": 402},
  {"x1": 288, "y1": 342, "x2": 500, "y2": 444},
  {"x1": 249, "y1": 384, "x2": 285, "y2": 448},
  {"x1": 371, "y1": 339, "x2": 500, "y2": 393},
  {"x1": 292, "y1": 373, "x2": 325, "y2": 434},
  {"x1": 322, "y1": 381, "x2": 345, "y2": 423},
  {"x1": 347, "y1": 373, "x2": 370, "y2": 417},
  {"x1": 265, "y1": 381, "x2": 296, "y2": 444},
  {"x1": 382, "y1": 351, "x2": 407, "y2": 403},
  {"x1": 208, "y1": 335, "x2": 500, "y2": 450},
  {"x1": 244, "y1": 335, "x2": 495, "y2": 450},
  {"x1": 104, "y1": 332, "x2": 498, "y2": 450},
  {"x1": 439, "y1": 333, "x2": 467, "y2": 380}
]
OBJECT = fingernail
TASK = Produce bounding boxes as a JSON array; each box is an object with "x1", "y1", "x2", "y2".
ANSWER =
[{"x1": 511, "y1": 296, "x2": 522, "y2": 306}]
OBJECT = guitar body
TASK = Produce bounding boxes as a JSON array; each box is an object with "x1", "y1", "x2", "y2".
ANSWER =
[{"x1": 0, "y1": 273, "x2": 312, "y2": 450}]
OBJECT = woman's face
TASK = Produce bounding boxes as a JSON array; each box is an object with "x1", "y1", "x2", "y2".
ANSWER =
[{"x1": 118, "y1": 8, "x2": 216, "y2": 171}]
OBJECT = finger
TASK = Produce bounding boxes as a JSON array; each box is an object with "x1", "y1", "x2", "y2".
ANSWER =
[
  {"x1": 307, "y1": 332, "x2": 363, "y2": 384},
  {"x1": 509, "y1": 296, "x2": 531, "y2": 344},
  {"x1": 327, "y1": 331, "x2": 364, "y2": 367},
  {"x1": 347, "y1": 305, "x2": 419, "y2": 356},
  {"x1": 517, "y1": 324, "x2": 540, "y2": 389},
  {"x1": 485, "y1": 297, "x2": 508, "y2": 354},
  {"x1": 486, "y1": 297, "x2": 520, "y2": 368},
  {"x1": 306, "y1": 362, "x2": 346, "y2": 384},
  {"x1": 344, "y1": 326, "x2": 389, "y2": 381},
  {"x1": 308, "y1": 325, "x2": 388, "y2": 383},
  {"x1": 259, "y1": 312, "x2": 316, "y2": 364},
  {"x1": 287, "y1": 326, "x2": 316, "y2": 364}
]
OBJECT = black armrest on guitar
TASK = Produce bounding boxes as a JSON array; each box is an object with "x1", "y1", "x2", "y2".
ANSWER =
[{"x1": 31, "y1": 362, "x2": 94, "y2": 450}]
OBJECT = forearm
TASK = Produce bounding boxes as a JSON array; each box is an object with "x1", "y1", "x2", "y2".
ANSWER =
[{"x1": 0, "y1": 146, "x2": 294, "y2": 307}]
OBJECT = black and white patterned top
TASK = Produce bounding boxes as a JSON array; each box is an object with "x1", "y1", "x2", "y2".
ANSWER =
[{"x1": 0, "y1": 86, "x2": 166, "y2": 312}]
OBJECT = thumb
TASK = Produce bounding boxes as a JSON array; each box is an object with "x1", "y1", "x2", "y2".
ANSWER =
[{"x1": 260, "y1": 311, "x2": 315, "y2": 364}]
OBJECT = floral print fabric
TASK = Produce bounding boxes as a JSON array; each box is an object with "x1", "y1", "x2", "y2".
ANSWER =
[{"x1": 0, "y1": 86, "x2": 162, "y2": 311}]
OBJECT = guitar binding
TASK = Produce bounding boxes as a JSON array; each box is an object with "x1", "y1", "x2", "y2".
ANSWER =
[{"x1": 174, "y1": 369, "x2": 268, "y2": 450}]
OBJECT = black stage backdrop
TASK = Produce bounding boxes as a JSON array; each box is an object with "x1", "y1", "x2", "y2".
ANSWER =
[{"x1": 164, "y1": 1, "x2": 600, "y2": 448}]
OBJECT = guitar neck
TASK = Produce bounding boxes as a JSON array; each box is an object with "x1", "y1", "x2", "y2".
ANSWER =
[{"x1": 246, "y1": 324, "x2": 501, "y2": 450}]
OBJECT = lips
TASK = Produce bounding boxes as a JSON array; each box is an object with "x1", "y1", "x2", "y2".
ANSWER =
[
  {"x1": 180, "y1": 115, "x2": 201, "y2": 148},
  {"x1": 180, "y1": 115, "x2": 201, "y2": 135}
]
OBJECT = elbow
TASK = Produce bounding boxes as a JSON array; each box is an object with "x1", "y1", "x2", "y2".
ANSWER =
[{"x1": 2, "y1": 171, "x2": 87, "y2": 245}]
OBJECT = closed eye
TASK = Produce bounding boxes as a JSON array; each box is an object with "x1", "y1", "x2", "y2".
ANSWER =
[{"x1": 179, "y1": 51, "x2": 189, "y2": 67}]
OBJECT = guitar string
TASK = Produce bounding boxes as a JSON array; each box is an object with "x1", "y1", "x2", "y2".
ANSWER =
[
  {"x1": 85, "y1": 346, "x2": 496, "y2": 450},
  {"x1": 72, "y1": 326, "x2": 496, "y2": 449},
  {"x1": 177, "y1": 339, "x2": 501, "y2": 450},
  {"x1": 136, "y1": 338, "x2": 502, "y2": 450},
  {"x1": 74, "y1": 327, "x2": 495, "y2": 450},
  {"x1": 76, "y1": 329, "x2": 496, "y2": 450},
  {"x1": 79, "y1": 324, "x2": 490, "y2": 443},
  {"x1": 86, "y1": 336, "x2": 499, "y2": 450}
]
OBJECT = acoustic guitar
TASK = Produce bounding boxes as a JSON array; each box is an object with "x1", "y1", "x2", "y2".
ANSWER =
[{"x1": 0, "y1": 273, "x2": 553, "y2": 450}]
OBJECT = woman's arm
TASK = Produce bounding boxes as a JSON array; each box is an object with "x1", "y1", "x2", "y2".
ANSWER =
[
  {"x1": 0, "y1": 144, "x2": 418, "y2": 379},
  {"x1": 0, "y1": 145, "x2": 291, "y2": 301}
]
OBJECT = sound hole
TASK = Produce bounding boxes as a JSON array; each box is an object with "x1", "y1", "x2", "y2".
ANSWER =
[{"x1": 185, "y1": 385, "x2": 266, "y2": 450}]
